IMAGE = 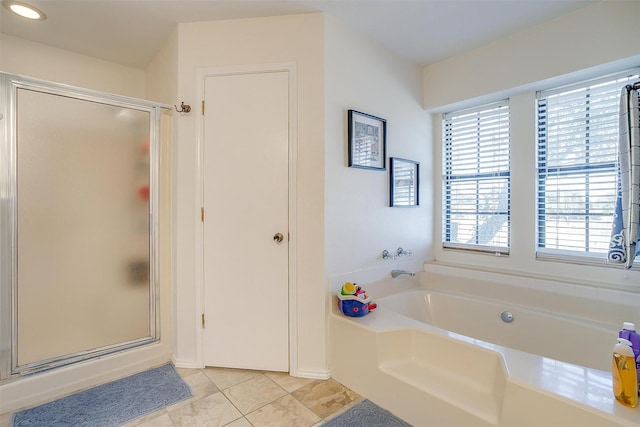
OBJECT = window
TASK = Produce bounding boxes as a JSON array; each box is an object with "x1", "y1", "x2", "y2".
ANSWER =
[
  {"x1": 536, "y1": 71, "x2": 640, "y2": 261},
  {"x1": 443, "y1": 101, "x2": 510, "y2": 253}
]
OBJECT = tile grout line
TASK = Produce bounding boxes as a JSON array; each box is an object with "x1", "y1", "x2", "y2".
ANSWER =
[
  {"x1": 217, "y1": 371, "x2": 307, "y2": 427},
  {"x1": 200, "y1": 368, "x2": 250, "y2": 426},
  {"x1": 224, "y1": 372, "x2": 286, "y2": 416},
  {"x1": 217, "y1": 372, "x2": 351, "y2": 427}
]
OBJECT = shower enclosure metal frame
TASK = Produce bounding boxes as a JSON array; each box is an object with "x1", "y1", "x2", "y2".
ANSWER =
[{"x1": 0, "y1": 72, "x2": 166, "y2": 381}]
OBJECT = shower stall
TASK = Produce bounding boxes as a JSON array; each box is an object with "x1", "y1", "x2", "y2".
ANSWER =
[{"x1": 0, "y1": 72, "x2": 169, "y2": 381}]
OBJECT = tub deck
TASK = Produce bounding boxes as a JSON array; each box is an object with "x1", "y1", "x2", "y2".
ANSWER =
[{"x1": 330, "y1": 288, "x2": 640, "y2": 426}]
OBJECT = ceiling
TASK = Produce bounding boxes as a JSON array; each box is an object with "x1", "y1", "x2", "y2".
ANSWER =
[{"x1": 1, "y1": 0, "x2": 596, "y2": 69}]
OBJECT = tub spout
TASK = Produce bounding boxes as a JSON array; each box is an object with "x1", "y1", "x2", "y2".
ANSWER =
[{"x1": 391, "y1": 269, "x2": 415, "y2": 278}]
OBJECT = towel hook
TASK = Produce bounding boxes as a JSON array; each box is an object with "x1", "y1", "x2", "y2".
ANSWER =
[{"x1": 174, "y1": 102, "x2": 191, "y2": 113}]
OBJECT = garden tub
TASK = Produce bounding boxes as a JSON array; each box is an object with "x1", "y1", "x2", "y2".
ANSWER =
[{"x1": 329, "y1": 274, "x2": 640, "y2": 426}]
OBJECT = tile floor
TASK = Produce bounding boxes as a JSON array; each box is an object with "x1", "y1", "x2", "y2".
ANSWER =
[{"x1": 0, "y1": 367, "x2": 362, "y2": 427}]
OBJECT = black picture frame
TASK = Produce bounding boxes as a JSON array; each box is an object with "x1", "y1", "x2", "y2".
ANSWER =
[
  {"x1": 348, "y1": 110, "x2": 386, "y2": 170},
  {"x1": 390, "y1": 157, "x2": 419, "y2": 207}
]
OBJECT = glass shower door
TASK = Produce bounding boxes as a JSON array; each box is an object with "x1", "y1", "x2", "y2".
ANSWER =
[{"x1": 0, "y1": 73, "x2": 163, "y2": 378}]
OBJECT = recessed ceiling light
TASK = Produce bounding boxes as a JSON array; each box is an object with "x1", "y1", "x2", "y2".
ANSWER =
[{"x1": 2, "y1": 1, "x2": 46, "y2": 20}]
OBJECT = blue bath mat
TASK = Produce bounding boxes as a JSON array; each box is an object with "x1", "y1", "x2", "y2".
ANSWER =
[
  {"x1": 322, "y1": 399, "x2": 412, "y2": 427},
  {"x1": 12, "y1": 363, "x2": 192, "y2": 426}
]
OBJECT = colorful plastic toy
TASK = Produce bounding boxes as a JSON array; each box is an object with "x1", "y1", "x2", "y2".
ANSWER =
[{"x1": 337, "y1": 281, "x2": 377, "y2": 317}]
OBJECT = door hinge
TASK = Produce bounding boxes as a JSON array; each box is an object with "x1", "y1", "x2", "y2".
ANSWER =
[
  {"x1": 202, "y1": 100, "x2": 205, "y2": 115},
  {"x1": 201, "y1": 313, "x2": 205, "y2": 328},
  {"x1": 201, "y1": 207, "x2": 205, "y2": 222}
]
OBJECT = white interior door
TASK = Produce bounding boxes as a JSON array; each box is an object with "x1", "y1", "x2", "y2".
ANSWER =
[{"x1": 202, "y1": 71, "x2": 289, "y2": 371}]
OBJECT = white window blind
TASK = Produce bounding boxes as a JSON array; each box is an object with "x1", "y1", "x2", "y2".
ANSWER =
[
  {"x1": 536, "y1": 71, "x2": 640, "y2": 261},
  {"x1": 443, "y1": 101, "x2": 510, "y2": 253}
]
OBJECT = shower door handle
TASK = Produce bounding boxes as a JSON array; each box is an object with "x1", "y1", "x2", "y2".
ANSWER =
[{"x1": 273, "y1": 232, "x2": 285, "y2": 244}]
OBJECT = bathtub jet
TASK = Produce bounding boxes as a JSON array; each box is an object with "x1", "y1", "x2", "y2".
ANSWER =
[{"x1": 391, "y1": 270, "x2": 415, "y2": 278}]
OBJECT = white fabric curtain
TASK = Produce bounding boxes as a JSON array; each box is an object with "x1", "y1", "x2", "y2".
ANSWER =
[{"x1": 608, "y1": 84, "x2": 640, "y2": 269}]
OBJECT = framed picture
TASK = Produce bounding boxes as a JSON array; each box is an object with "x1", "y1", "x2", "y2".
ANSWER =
[
  {"x1": 348, "y1": 110, "x2": 386, "y2": 170},
  {"x1": 390, "y1": 157, "x2": 419, "y2": 207}
]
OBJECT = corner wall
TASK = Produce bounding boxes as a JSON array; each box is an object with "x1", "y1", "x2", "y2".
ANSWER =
[
  {"x1": 172, "y1": 13, "x2": 326, "y2": 376},
  {"x1": 145, "y1": 29, "x2": 178, "y2": 106},
  {"x1": 324, "y1": 15, "x2": 432, "y2": 286}
]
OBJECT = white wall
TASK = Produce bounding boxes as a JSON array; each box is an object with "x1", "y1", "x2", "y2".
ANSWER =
[
  {"x1": 324, "y1": 15, "x2": 432, "y2": 287},
  {"x1": 172, "y1": 14, "x2": 326, "y2": 376},
  {"x1": 0, "y1": 34, "x2": 146, "y2": 98},
  {"x1": 424, "y1": 0, "x2": 640, "y2": 288},
  {"x1": 145, "y1": 29, "x2": 178, "y2": 106},
  {"x1": 0, "y1": 35, "x2": 173, "y2": 414},
  {"x1": 423, "y1": 1, "x2": 640, "y2": 112}
]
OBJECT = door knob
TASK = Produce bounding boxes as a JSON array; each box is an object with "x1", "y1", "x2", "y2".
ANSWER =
[{"x1": 273, "y1": 233, "x2": 285, "y2": 243}]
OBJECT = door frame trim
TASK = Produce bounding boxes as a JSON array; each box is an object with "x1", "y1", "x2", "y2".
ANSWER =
[{"x1": 194, "y1": 63, "x2": 298, "y2": 374}]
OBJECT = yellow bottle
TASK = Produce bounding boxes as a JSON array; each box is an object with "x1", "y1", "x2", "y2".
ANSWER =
[{"x1": 613, "y1": 338, "x2": 638, "y2": 407}]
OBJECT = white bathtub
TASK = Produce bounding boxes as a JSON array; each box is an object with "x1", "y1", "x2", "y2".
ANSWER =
[
  {"x1": 329, "y1": 272, "x2": 640, "y2": 427},
  {"x1": 378, "y1": 289, "x2": 615, "y2": 371}
]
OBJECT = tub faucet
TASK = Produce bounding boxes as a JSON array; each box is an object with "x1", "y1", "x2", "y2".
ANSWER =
[{"x1": 391, "y1": 269, "x2": 415, "y2": 278}]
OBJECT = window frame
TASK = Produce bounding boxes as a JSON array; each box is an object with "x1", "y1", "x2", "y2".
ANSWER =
[
  {"x1": 535, "y1": 70, "x2": 640, "y2": 265},
  {"x1": 442, "y1": 100, "x2": 511, "y2": 255}
]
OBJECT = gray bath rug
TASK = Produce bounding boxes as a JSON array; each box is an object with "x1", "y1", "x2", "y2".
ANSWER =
[
  {"x1": 322, "y1": 399, "x2": 413, "y2": 427},
  {"x1": 12, "y1": 363, "x2": 192, "y2": 426}
]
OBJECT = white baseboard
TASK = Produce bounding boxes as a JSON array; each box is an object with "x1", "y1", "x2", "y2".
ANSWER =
[
  {"x1": 172, "y1": 355, "x2": 202, "y2": 369},
  {"x1": 291, "y1": 369, "x2": 331, "y2": 380}
]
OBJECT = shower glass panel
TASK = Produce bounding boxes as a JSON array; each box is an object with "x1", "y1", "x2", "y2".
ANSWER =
[
  {"x1": 0, "y1": 73, "x2": 163, "y2": 379},
  {"x1": 17, "y1": 89, "x2": 151, "y2": 366}
]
